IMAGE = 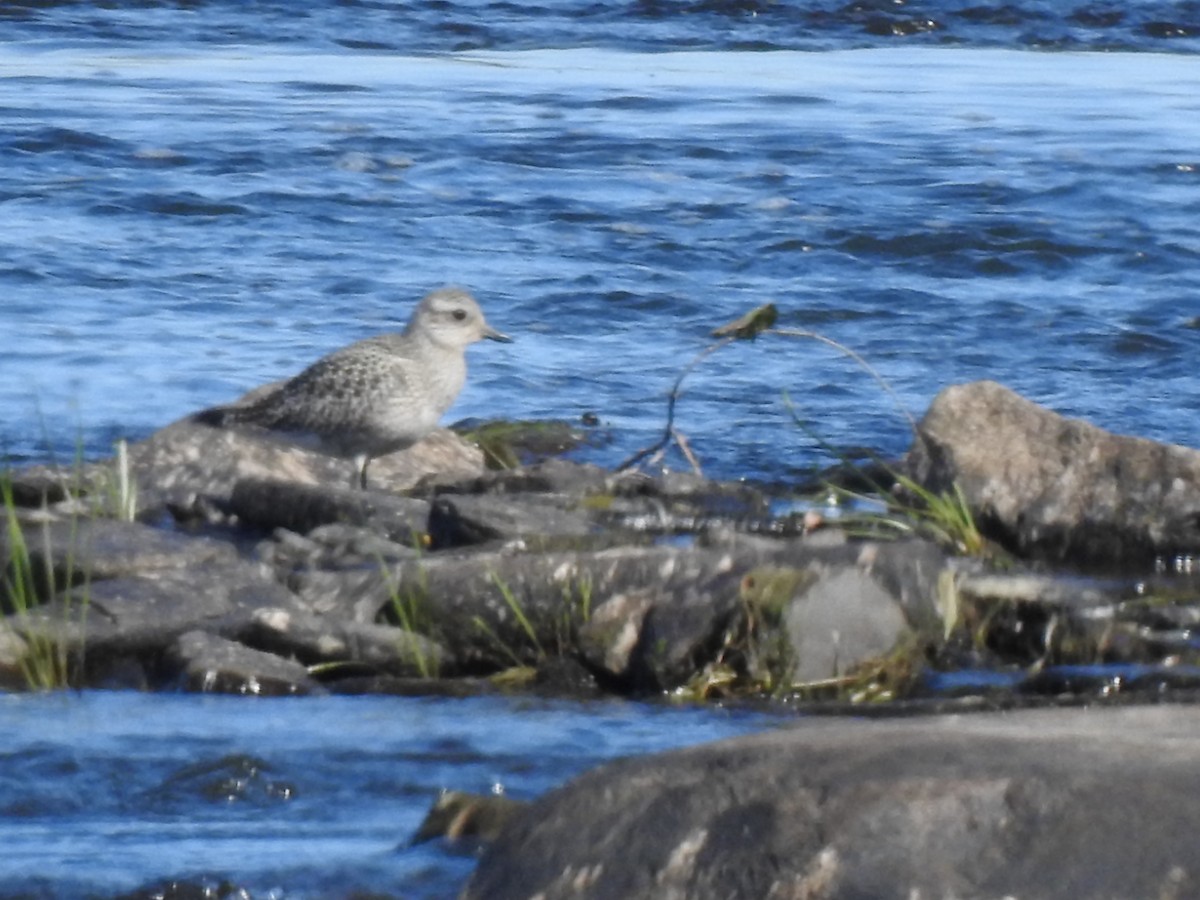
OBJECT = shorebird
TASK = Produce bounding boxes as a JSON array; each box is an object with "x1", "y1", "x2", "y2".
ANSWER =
[{"x1": 196, "y1": 286, "x2": 511, "y2": 488}]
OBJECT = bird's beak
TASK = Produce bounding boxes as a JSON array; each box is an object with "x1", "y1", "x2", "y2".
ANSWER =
[{"x1": 483, "y1": 324, "x2": 513, "y2": 343}]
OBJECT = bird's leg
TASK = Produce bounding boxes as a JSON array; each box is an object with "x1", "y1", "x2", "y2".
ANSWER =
[{"x1": 354, "y1": 454, "x2": 370, "y2": 490}]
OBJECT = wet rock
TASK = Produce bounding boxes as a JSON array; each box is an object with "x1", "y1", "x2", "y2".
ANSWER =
[
  {"x1": 947, "y1": 567, "x2": 1200, "y2": 675},
  {"x1": 115, "y1": 876, "x2": 249, "y2": 900},
  {"x1": 906, "y1": 380, "x2": 1200, "y2": 565},
  {"x1": 246, "y1": 606, "x2": 449, "y2": 677},
  {"x1": 411, "y1": 789, "x2": 527, "y2": 847},
  {"x1": 577, "y1": 588, "x2": 657, "y2": 681},
  {"x1": 167, "y1": 629, "x2": 321, "y2": 695},
  {"x1": 465, "y1": 706, "x2": 1200, "y2": 900},
  {"x1": 229, "y1": 477, "x2": 430, "y2": 544},
  {"x1": 621, "y1": 577, "x2": 746, "y2": 693}
]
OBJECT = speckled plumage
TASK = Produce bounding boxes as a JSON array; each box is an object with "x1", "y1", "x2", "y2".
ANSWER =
[{"x1": 197, "y1": 286, "x2": 510, "y2": 487}]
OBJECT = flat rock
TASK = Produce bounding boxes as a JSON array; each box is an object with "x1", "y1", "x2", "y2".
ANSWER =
[
  {"x1": 229, "y1": 477, "x2": 430, "y2": 544},
  {"x1": 167, "y1": 629, "x2": 321, "y2": 695},
  {"x1": 428, "y1": 492, "x2": 606, "y2": 550},
  {"x1": 247, "y1": 606, "x2": 449, "y2": 677},
  {"x1": 11, "y1": 416, "x2": 488, "y2": 516},
  {"x1": 906, "y1": 380, "x2": 1200, "y2": 565},
  {"x1": 0, "y1": 518, "x2": 237, "y2": 609},
  {"x1": 466, "y1": 706, "x2": 1200, "y2": 900},
  {"x1": 6, "y1": 558, "x2": 305, "y2": 677}
]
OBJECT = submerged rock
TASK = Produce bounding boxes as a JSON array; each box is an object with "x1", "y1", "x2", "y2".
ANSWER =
[
  {"x1": 411, "y1": 789, "x2": 527, "y2": 847},
  {"x1": 906, "y1": 380, "x2": 1200, "y2": 565},
  {"x1": 465, "y1": 705, "x2": 1200, "y2": 900}
]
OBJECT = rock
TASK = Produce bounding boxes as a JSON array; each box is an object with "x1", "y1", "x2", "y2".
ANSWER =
[
  {"x1": 166, "y1": 629, "x2": 322, "y2": 695},
  {"x1": 741, "y1": 561, "x2": 911, "y2": 686},
  {"x1": 256, "y1": 522, "x2": 422, "y2": 573},
  {"x1": 229, "y1": 477, "x2": 430, "y2": 544},
  {"x1": 429, "y1": 458, "x2": 780, "y2": 538},
  {"x1": 427, "y1": 492, "x2": 600, "y2": 550},
  {"x1": 431, "y1": 458, "x2": 616, "y2": 496},
  {"x1": 448, "y1": 419, "x2": 606, "y2": 469},
  {"x1": 290, "y1": 536, "x2": 945, "y2": 691},
  {"x1": 10, "y1": 416, "x2": 488, "y2": 518},
  {"x1": 0, "y1": 518, "x2": 236, "y2": 610},
  {"x1": 0, "y1": 625, "x2": 30, "y2": 690},
  {"x1": 6, "y1": 558, "x2": 306, "y2": 688},
  {"x1": 905, "y1": 380, "x2": 1200, "y2": 565},
  {"x1": 465, "y1": 706, "x2": 1200, "y2": 900},
  {"x1": 621, "y1": 575, "x2": 746, "y2": 693},
  {"x1": 246, "y1": 606, "x2": 449, "y2": 677},
  {"x1": 411, "y1": 789, "x2": 527, "y2": 847},
  {"x1": 292, "y1": 542, "x2": 795, "y2": 674}
]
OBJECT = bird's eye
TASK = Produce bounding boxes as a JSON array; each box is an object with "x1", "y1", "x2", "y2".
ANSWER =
[{"x1": 452, "y1": 309, "x2": 467, "y2": 321}]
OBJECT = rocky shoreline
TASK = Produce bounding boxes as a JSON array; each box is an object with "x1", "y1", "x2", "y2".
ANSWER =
[{"x1": 5, "y1": 378, "x2": 1200, "y2": 897}]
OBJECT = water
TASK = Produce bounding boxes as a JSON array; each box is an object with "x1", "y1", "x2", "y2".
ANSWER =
[
  {"x1": 3, "y1": 15, "x2": 1200, "y2": 482},
  {"x1": 3, "y1": 2, "x2": 1200, "y2": 895},
  {"x1": 0, "y1": 691, "x2": 779, "y2": 897}
]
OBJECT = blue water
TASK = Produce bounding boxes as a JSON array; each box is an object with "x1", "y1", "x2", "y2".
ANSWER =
[
  {"x1": 0, "y1": 691, "x2": 779, "y2": 897},
  {"x1": 4, "y1": 2, "x2": 1200, "y2": 895},
  {"x1": 3, "y1": 25, "x2": 1200, "y2": 482}
]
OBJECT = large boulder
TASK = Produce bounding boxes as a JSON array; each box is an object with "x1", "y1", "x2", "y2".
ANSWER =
[
  {"x1": 465, "y1": 706, "x2": 1200, "y2": 900},
  {"x1": 905, "y1": 380, "x2": 1200, "y2": 565}
]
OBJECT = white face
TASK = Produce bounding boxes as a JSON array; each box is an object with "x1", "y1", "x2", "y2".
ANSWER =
[{"x1": 410, "y1": 287, "x2": 511, "y2": 348}]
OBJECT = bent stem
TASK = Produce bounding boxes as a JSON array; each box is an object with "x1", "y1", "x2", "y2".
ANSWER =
[{"x1": 617, "y1": 308, "x2": 920, "y2": 476}]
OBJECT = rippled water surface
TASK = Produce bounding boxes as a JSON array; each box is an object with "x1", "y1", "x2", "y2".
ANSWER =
[
  {"x1": 3, "y1": 2, "x2": 1200, "y2": 895},
  {"x1": 0, "y1": 691, "x2": 781, "y2": 897},
  {"x1": 2, "y1": 15, "x2": 1199, "y2": 481}
]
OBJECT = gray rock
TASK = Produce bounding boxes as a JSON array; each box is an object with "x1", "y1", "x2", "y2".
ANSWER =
[
  {"x1": 6, "y1": 558, "x2": 305, "y2": 683},
  {"x1": 431, "y1": 458, "x2": 616, "y2": 496},
  {"x1": 257, "y1": 523, "x2": 421, "y2": 572},
  {"x1": 465, "y1": 706, "x2": 1200, "y2": 900},
  {"x1": 247, "y1": 606, "x2": 449, "y2": 677},
  {"x1": 167, "y1": 630, "x2": 321, "y2": 695},
  {"x1": 289, "y1": 536, "x2": 946, "y2": 689},
  {"x1": 0, "y1": 517, "x2": 237, "y2": 610},
  {"x1": 782, "y1": 564, "x2": 910, "y2": 683},
  {"x1": 906, "y1": 380, "x2": 1200, "y2": 564},
  {"x1": 412, "y1": 790, "x2": 527, "y2": 847},
  {"x1": 11, "y1": 418, "x2": 487, "y2": 517},
  {"x1": 229, "y1": 477, "x2": 430, "y2": 545},
  {"x1": 427, "y1": 492, "x2": 603, "y2": 550},
  {"x1": 292, "y1": 541, "x2": 803, "y2": 674}
]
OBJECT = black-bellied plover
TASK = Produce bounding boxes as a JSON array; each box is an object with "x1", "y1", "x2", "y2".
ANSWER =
[{"x1": 196, "y1": 286, "x2": 511, "y2": 488}]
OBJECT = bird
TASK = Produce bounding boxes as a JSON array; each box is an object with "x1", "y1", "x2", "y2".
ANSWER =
[{"x1": 195, "y1": 286, "x2": 511, "y2": 489}]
